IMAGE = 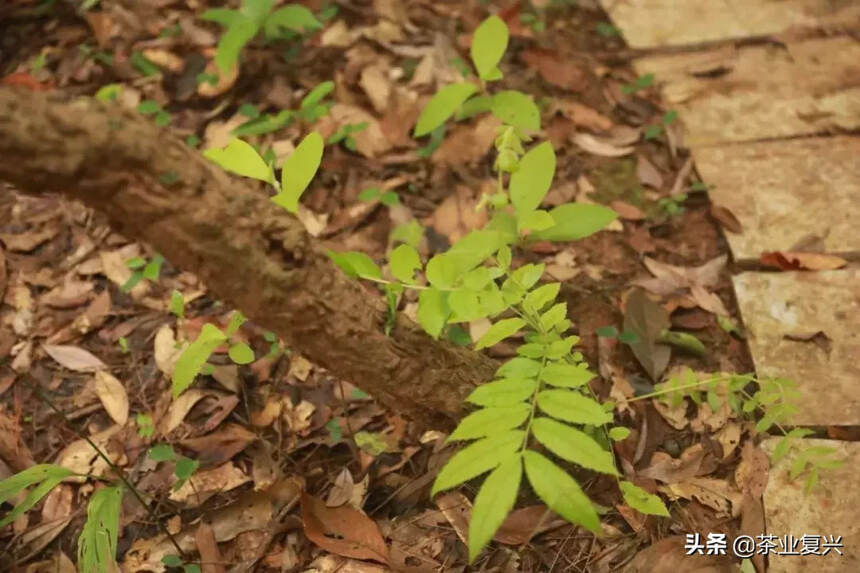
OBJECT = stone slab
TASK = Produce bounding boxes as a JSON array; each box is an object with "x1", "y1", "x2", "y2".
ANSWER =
[
  {"x1": 600, "y1": 0, "x2": 860, "y2": 49},
  {"x1": 694, "y1": 136, "x2": 860, "y2": 260},
  {"x1": 762, "y1": 437, "x2": 860, "y2": 572},
  {"x1": 733, "y1": 271, "x2": 860, "y2": 426},
  {"x1": 633, "y1": 37, "x2": 860, "y2": 146}
]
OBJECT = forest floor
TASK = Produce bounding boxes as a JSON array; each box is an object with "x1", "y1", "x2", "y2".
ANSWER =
[{"x1": 0, "y1": 1, "x2": 795, "y2": 572}]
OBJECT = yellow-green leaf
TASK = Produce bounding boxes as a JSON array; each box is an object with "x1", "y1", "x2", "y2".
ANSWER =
[
  {"x1": 415, "y1": 83, "x2": 478, "y2": 137},
  {"x1": 468, "y1": 455, "x2": 521, "y2": 562},
  {"x1": 273, "y1": 131, "x2": 324, "y2": 213},
  {"x1": 172, "y1": 324, "x2": 227, "y2": 397},
  {"x1": 204, "y1": 138, "x2": 272, "y2": 183},
  {"x1": 523, "y1": 450, "x2": 600, "y2": 533},
  {"x1": 432, "y1": 431, "x2": 523, "y2": 496},
  {"x1": 540, "y1": 363, "x2": 595, "y2": 388},
  {"x1": 448, "y1": 405, "x2": 530, "y2": 441},
  {"x1": 620, "y1": 481, "x2": 669, "y2": 517},
  {"x1": 510, "y1": 142, "x2": 556, "y2": 215},
  {"x1": 537, "y1": 389, "x2": 612, "y2": 425},
  {"x1": 470, "y1": 15, "x2": 509, "y2": 81},
  {"x1": 475, "y1": 317, "x2": 526, "y2": 350},
  {"x1": 466, "y1": 378, "x2": 538, "y2": 407},
  {"x1": 389, "y1": 244, "x2": 421, "y2": 284},
  {"x1": 531, "y1": 417, "x2": 618, "y2": 475}
]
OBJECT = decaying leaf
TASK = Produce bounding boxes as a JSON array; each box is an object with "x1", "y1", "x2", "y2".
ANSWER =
[
  {"x1": 638, "y1": 444, "x2": 709, "y2": 484},
  {"x1": 170, "y1": 462, "x2": 250, "y2": 506},
  {"x1": 760, "y1": 251, "x2": 847, "y2": 271},
  {"x1": 43, "y1": 344, "x2": 106, "y2": 372},
  {"x1": 301, "y1": 492, "x2": 389, "y2": 564},
  {"x1": 623, "y1": 289, "x2": 671, "y2": 381},
  {"x1": 92, "y1": 371, "x2": 129, "y2": 426},
  {"x1": 734, "y1": 441, "x2": 769, "y2": 498},
  {"x1": 521, "y1": 48, "x2": 587, "y2": 92},
  {"x1": 622, "y1": 535, "x2": 735, "y2": 572},
  {"x1": 661, "y1": 477, "x2": 743, "y2": 517},
  {"x1": 180, "y1": 423, "x2": 256, "y2": 466},
  {"x1": 572, "y1": 132, "x2": 634, "y2": 157}
]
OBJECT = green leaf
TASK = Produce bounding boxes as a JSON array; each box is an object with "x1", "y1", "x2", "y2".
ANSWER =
[
  {"x1": 272, "y1": 131, "x2": 324, "y2": 213},
  {"x1": 537, "y1": 389, "x2": 612, "y2": 425},
  {"x1": 449, "y1": 405, "x2": 531, "y2": 441},
  {"x1": 78, "y1": 485, "x2": 124, "y2": 573},
  {"x1": 233, "y1": 110, "x2": 293, "y2": 137},
  {"x1": 470, "y1": 15, "x2": 509, "y2": 81},
  {"x1": 455, "y1": 94, "x2": 495, "y2": 121},
  {"x1": 417, "y1": 287, "x2": 449, "y2": 338},
  {"x1": 523, "y1": 450, "x2": 600, "y2": 533},
  {"x1": 265, "y1": 4, "x2": 322, "y2": 35},
  {"x1": 168, "y1": 290, "x2": 185, "y2": 318},
  {"x1": 448, "y1": 290, "x2": 482, "y2": 323},
  {"x1": 162, "y1": 555, "x2": 184, "y2": 567},
  {"x1": 358, "y1": 187, "x2": 381, "y2": 201},
  {"x1": 204, "y1": 138, "x2": 272, "y2": 183},
  {"x1": 0, "y1": 465, "x2": 75, "y2": 515},
  {"x1": 620, "y1": 481, "x2": 669, "y2": 517},
  {"x1": 522, "y1": 283, "x2": 560, "y2": 314},
  {"x1": 431, "y1": 431, "x2": 524, "y2": 496},
  {"x1": 414, "y1": 83, "x2": 478, "y2": 137},
  {"x1": 228, "y1": 343, "x2": 255, "y2": 364},
  {"x1": 530, "y1": 204, "x2": 618, "y2": 242},
  {"x1": 518, "y1": 210, "x2": 555, "y2": 233},
  {"x1": 172, "y1": 324, "x2": 227, "y2": 397},
  {"x1": 539, "y1": 302, "x2": 567, "y2": 331},
  {"x1": 540, "y1": 363, "x2": 594, "y2": 388},
  {"x1": 201, "y1": 8, "x2": 244, "y2": 27},
  {"x1": 137, "y1": 100, "x2": 161, "y2": 115},
  {"x1": 95, "y1": 83, "x2": 122, "y2": 102},
  {"x1": 327, "y1": 251, "x2": 382, "y2": 279},
  {"x1": 224, "y1": 311, "x2": 247, "y2": 337},
  {"x1": 475, "y1": 318, "x2": 526, "y2": 350},
  {"x1": 496, "y1": 357, "x2": 541, "y2": 379},
  {"x1": 468, "y1": 455, "x2": 521, "y2": 562},
  {"x1": 300, "y1": 81, "x2": 335, "y2": 111},
  {"x1": 510, "y1": 263, "x2": 545, "y2": 290},
  {"x1": 390, "y1": 244, "x2": 421, "y2": 284},
  {"x1": 532, "y1": 417, "x2": 617, "y2": 475},
  {"x1": 466, "y1": 378, "x2": 538, "y2": 407},
  {"x1": 509, "y1": 142, "x2": 555, "y2": 215},
  {"x1": 175, "y1": 457, "x2": 199, "y2": 481},
  {"x1": 492, "y1": 91, "x2": 540, "y2": 132},
  {"x1": 215, "y1": 17, "x2": 259, "y2": 74},
  {"x1": 447, "y1": 230, "x2": 505, "y2": 274},
  {"x1": 608, "y1": 427, "x2": 631, "y2": 441},
  {"x1": 149, "y1": 444, "x2": 176, "y2": 462}
]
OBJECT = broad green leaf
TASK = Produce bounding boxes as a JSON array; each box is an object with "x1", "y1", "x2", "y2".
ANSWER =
[
  {"x1": 467, "y1": 378, "x2": 537, "y2": 407},
  {"x1": 539, "y1": 302, "x2": 568, "y2": 331},
  {"x1": 523, "y1": 450, "x2": 600, "y2": 533},
  {"x1": 449, "y1": 405, "x2": 530, "y2": 441},
  {"x1": 78, "y1": 485, "x2": 124, "y2": 573},
  {"x1": 432, "y1": 431, "x2": 524, "y2": 496},
  {"x1": 620, "y1": 481, "x2": 669, "y2": 517},
  {"x1": 456, "y1": 94, "x2": 495, "y2": 121},
  {"x1": 530, "y1": 204, "x2": 618, "y2": 242},
  {"x1": 215, "y1": 17, "x2": 259, "y2": 74},
  {"x1": 475, "y1": 317, "x2": 526, "y2": 350},
  {"x1": 522, "y1": 283, "x2": 560, "y2": 315},
  {"x1": 414, "y1": 82, "x2": 478, "y2": 137},
  {"x1": 148, "y1": 444, "x2": 176, "y2": 462},
  {"x1": 172, "y1": 324, "x2": 227, "y2": 397},
  {"x1": 389, "y1": 244, "x2": 421, "y2": 284},
  {"x1": 203, "y1": 138, "x2": 272, "y2": 183},
  {"x1": 518, "y1": 210, "x2": 555, "y2": 233},
  {"x1": 470, "y1": 15, "x2": 509, "y2": 81},
  {"x1": 496, "y1": 357, "x2": 541, "y2": 379},
  {"x1": 228, "y1": 343, "x2": 255, "y2": 364},
  {"x1": 509, "y1": 142, "x2": 556, "y2": 215},
  {"x1": 168, "y1": 290, "x2": 184, "y2": 318},
  {"x1": 448, "y1": 290, "x2": 482, "y2": 323},
  {"x1": 175, "y1": 457, "x2": 199, "y2": 481},
  {"x1": 532, "y1": 417, "x2": 617, "y2": 475},
  {"x1": 487, "y1": 211, "x2": 518, "y2": 245},
  {"x1": 328, "y1": 251, "x2": 382, "y2": 279},
  {"x1": 243, "y1": 0, "x2": 275, "y2": 23},
  {"x1": 0, "y1": 465, "x2": 75, "y2": 505},
  {"x1": 0, "y1": 473, "x2": 69, "y2": 528},
  {"x1": 265, "y1": 4, "x2": 322, "y2": 35},
  {"x1": 425, "y1": 254, "x2": 457, "y2": 288},
  {"x1": 446, "y1": 230, "x2": 504, "y2": 274},
  {"x1": 492, "y1": 91, "x2": 540, "y2": 131},
  {"x1": 462, "y1": 267, "x2": 494, "y2": 290},
  {"x1": 537, "y1": 389, "x2": 612, "y2": 425},
  {"x1": 417, "y1": 287, "x2": 449, "y2": 338},
  {"x1": 510, "y1": 264, "x2": 544, "y2": 290},
  {"x1": 468, "y1": 455, "x2": 521, "y2": 562},
  {"x1": 540, "y1": 363, "x2": 595, "y2": 388},
  {"x1": 273, "y1": 132, "x2": 324, "y2": 213},
  {"x1": 609, "y1": 427, "x2": 631, "y2": 441}
]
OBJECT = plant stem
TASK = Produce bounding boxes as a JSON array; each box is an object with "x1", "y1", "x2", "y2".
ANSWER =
[{"x1": 625, "y1": 375, "x2": 733, "y2": 404}]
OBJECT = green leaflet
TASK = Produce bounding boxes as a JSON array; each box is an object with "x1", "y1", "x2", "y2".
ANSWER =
[
  {"x1": 470, "y1": 15, "x2": 509, "y2": 81},
  {"x1": 172, "y1": 324, "x2": 227, "y2": 397},
  {"x1": 509, "y1": 141, "x2": 556, "y2": 215},
  {"x1": 510, "y1": 263, "x2": 544, "y2": 290},
  {"x1": 537, "y1": 389, "x2": 612, "y2": 425},
  {"x1": 496, "y1": 357, "x2": 542, "y2": 378},
  {"x1": 522, "y1": 283, "x2": 560, "y2": 315},
  {"x1": 468, "y1": 455, "x2": 521, "y2": 562},
  {"x1": 300, "y1": 81, "x2": 335, "y2": 112},
  {"x1": 0, "y1": 465, "x2": 77, "y2": 528},
  {"x1": 466, "y1": 378, "x2": 538, "y2": 407},
  {"x1": 530, "y1": 204, "x2": 618, "y2": 242},
  {"x1": 328, "y1": 251, "x2": 382, "y2": 279},
  {"x1": 609, "y1": 427, "x2": 631, "y2": 441},
  {"x1": 203, "y1": 138, "x2": 272, "y2": 183},
  {"x1": 456, "y1": 94, "x2": 495, "y2": 121},
  {"x1": 425, "y1": 254, "x2": 457, "y2": 288},
  {"x1": 539, "y1": 302, "x2": 568, "y2": 331},
  {"x1": 200, "y1": 8, "x2": 245, "y2": 27},
  {"x1": 78, "y1": 485, "x2": 124, "y2": 573},
  {"x1": 475, "y1": 317, "x2": 526, "y2": 350},
  {"x1": 448, "y1": 404, "x2": 531, "y2": 441},
  {"x1": 448, "y1": 290, "x2": 483, "y2": 323},
  {"x1": 531, "y1": 417, "x2": 617, "y2": 475},
  {"x1": 620, "y1": 481, "x2": 669, "y2": 517},
  {"x1": 414, "y1": 83, "x2": 478, "y2": 137},
  {"x1": 228, "y1": 342, "x2": 255, "y2": 364},
  {"x1": 149, "y1": 444, "x2": 176, "y2": 462},
  {"x1": 215, "y1": 16, "x2": 259, "y2": 74},
  {"x1": 446, "y1": 230, "x2": 505, "y2": 274},
  {"x1": 540, "y1": 363, "x2": 595, "y2": 388},
  {"x1": 264, "y1": 4, "x2": 322, "y2": 36},
  {"x1": 492, "y1": 91, "x2": 540, "y2": 132},
  {"x1": 431, "y1": 430, "x2": 524, "y2": 496},
  {"x1": 523, "y1": 450, "x2": 600, "y2": 533},
  {"x1": 389, "y1": 244, "x2": 421, "y2": 284},
  {"x1": 517, "y1": 210, "x2": 555, "y2": 234},
  {"x1": 417, "y1": 287, "x2": 449, "y2": 338},
  {"x1": 272, "y1": 132, "x2": 324, "y2": 213}
]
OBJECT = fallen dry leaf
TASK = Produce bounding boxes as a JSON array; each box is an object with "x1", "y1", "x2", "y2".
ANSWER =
[
  {"x1": 43, "y1": 344, "x2": 106, "y2": 372},
  {"x1": 709, "y1": 204, "x2": 742, "y2": 233},
  {"x1": 0, "y1": 243, "x2": 6, "y2": 302},
  {"x1": 301, "y1": 492, "x2": 389, "y2": 564},
  {"x1": 427, "y1": 184, "x2": 489, "y2": 243},
  {"x1": 622, "y1": 535, "x2": 735, "y2": 572},
  {"x1": 637, "y1": 154, "x2": 663, "y2": 189},
  {"x1": 0, "y1": 228, "x2": 57, "y2": 252},
  {"x1": 170, "y1": 462, "x2": 249, "y2": 506},
  {"x1": 434, "y1": 491, "x2": 470, "y2": 545},
  {"x1": 154, "y1": 324, "x2": 183, "y2": 376},
  {"x1": 493, "y1": 505, "x2": 567, "y2": 545},
  {"x1": 610, "y1": 200, "x2": 645, "y2": 221},
  {"x1": 521, "y1": 48, "x2": 587, "y2": 91},
  {"x1": 180, "y1": 423, "x2": 256, "y2": 466},
  {"x1": 92, "y1": 371, "x2": 129, "y2": 426},
  {"x1": 434, "y1": 115, "x2": 501, "y2": 167},
  {"x1": 734, "y1": 441, "x2": 769, "y2": 498},
  {"x1": 329, "y1": 104, "x2": 392, "y2": 158},
  {"x1": 715, "y1": 422, "x2": 742, "y2": 459},
  {"x1": 759, "y1": 251, "x2": 847, "y2": 271},
  {"x1": 637, "y1": 255, "x2": 727, "y2": 297},
  {"x1": 160, "y1": 389, "x2": 209, "y2": 435},
  {"x1": 359, "y1": 64, "x2": 391, "y2": 114},
  {"x1": 661, "y1": 477, "x2": 743, "y2": 517},
  {"x1": 195, "y1": 522, "x2": 226, "y2": 573},
  {"x1": 55, "y1": 425, "x2": 122, "y2": 480},
  {"x1": 638, "y1": 444, "x2": 711, "y2": 484},
  {"x1": 572, "y1": 132, "x2": 634, "y2": 157},
  {"x1": 553, "y1": 100, "x2": 612, "y2": 132}
]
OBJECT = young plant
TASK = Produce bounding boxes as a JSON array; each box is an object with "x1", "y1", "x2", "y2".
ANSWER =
[
  {"x1": 413, "y1": 15, "x2": 542, "y2": 147},
  {"x1": 123, "y1": 253, "x2": 165, "y2": 292},
  {"x1": 201, "y1": 0, "x2": 322, "y2": 75},
  {"x1": 232, "y1": 80, "x2": 334, "y2": 137}
]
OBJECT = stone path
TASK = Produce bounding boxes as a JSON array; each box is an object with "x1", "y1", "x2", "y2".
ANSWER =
[{"x1": 600, "y1": 1, "x2": 860, "y2": 571}]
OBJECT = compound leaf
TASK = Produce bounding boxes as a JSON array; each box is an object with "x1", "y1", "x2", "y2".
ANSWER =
[
  {"x1": 475, "y1": 317, "x2": 526, "y2": 350},
  {"x1": 431, "y1": 431, "x2": 524, "y2": 496},
  {"x1": 468, "y1": 455, "x2": 521, "y2": 562},
  {"x1": 448, "y1": 405, "x2": 531, "y2": 441},
  {"x1": 532, "y1": 417, "x2": 617, "y2": 475},
  {"x1": 537, "y1": 389, "x2": 612, "y2": 425},
  {"x1": 523, "y1": 450, "x2": 600, "y2": 533}
]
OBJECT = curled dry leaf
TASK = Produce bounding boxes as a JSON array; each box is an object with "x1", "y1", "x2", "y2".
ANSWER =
[
  {"x1": 636, "y1": 154, "x2": 663, "y2": 189},
  {"x1": 572, "y1": 132, "x2": 634, "y2": 157},
  {"x1": 42, "y1": 344, "x2": 106, "y2": 372},
  {"x1": 661, "y1": 477, "x2": 743, "y2": 517},
  {"x1": 638, "y1": 444, "x2": 709, "y2": 484},
  {"x1": 553, "y1": 100, "x2": 613, "y2": 132},
  {"x1": 715, "y1": 422, "x2": 742, "y2": 459},
  {"x1": 195, "y1": 521, "x2": 226, "y2": 573},
  {"x1": 154, "y1": 324, "x2": 183, "y2": 376},
  {"x1": 160, "y1": 389, "x2": 209, "y2": 435},
  {"x1": 0, "y1": 242, "x2": 6, "y2": 302},
  {"x1": 56, "y1": 425, "x2": 122, "y2": 480},
  {"x1": 170, "y1": 462, "x2": 250, "y2": 506},
  {"x1": 759, "y1": 251, "x2": 847, "y2": 271},
  {"x1": 734, "y1": 441, "x2": 769, "y2": 498},
  {"x1": 180, "y1": 423, "x2": 256, "y2": 466},
  {"x1": 92, "y1": 371, "x2": 129, "y2": 426},
  {"x1": 301, "y1": 492, "x2": 389, "y2": 564},
  {"x1": 637, "y1": 255, "x2": 727, "y2": 296},
  {"x1": 623, "y1": 289, "x2": 671, "y2": 381},
  {"x1": 709, "y1": 204, "x2": 742, "y2": 233}
]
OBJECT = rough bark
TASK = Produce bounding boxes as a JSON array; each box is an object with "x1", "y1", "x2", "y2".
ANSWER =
[{"x1": 0, "y1": 87, "x2": 496, "y2": 429}]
